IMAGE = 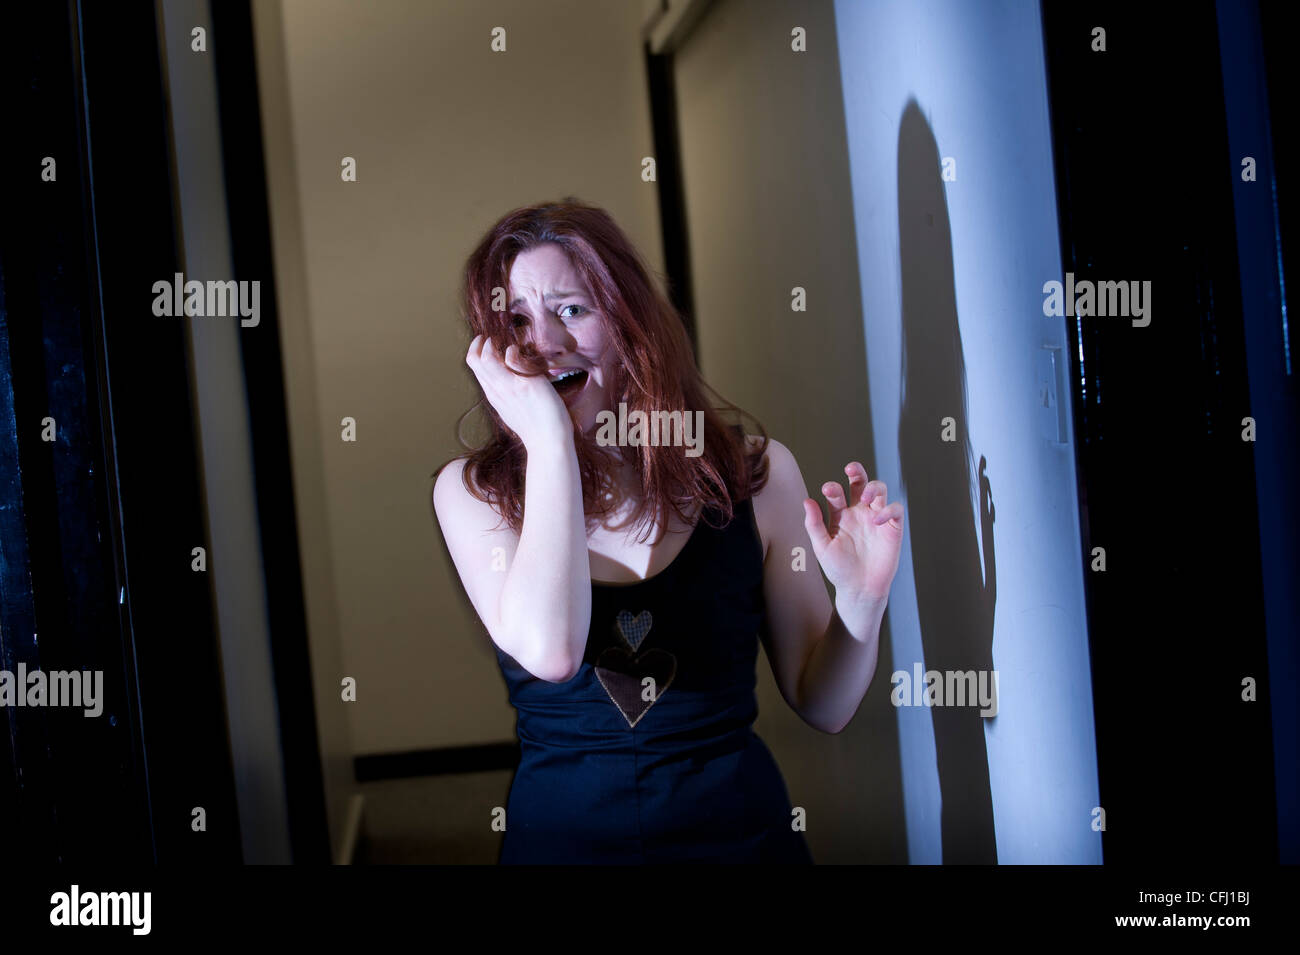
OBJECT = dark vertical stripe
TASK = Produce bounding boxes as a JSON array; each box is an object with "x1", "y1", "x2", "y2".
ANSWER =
[{"x1": 208, "y1": 0, "x2": 331, "y2": 864}]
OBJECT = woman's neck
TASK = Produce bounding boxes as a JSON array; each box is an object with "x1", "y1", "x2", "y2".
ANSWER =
[{"x1": 593, "y1": 452, "x2": 700, "y2": 538}]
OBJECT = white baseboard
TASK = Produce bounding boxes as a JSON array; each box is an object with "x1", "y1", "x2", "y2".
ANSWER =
[{"x1": 337, "y1": 792, "x2": 365, "y2": 864}]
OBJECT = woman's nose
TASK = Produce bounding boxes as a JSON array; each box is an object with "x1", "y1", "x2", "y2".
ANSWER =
[{"x1": 528, "y1": 313, "x2": 571, "y2": 356}]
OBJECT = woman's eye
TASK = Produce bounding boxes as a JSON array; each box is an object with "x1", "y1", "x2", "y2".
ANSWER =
[
  {"x1": 559, "y1": 304, "x2": 587, "y2": 319},
  {"x1": 510, "y1": 314, "x2": 529, "y2": 328}
]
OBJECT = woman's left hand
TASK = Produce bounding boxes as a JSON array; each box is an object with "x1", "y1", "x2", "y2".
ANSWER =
[{"x1": 803, "y1": 462, "x2": 904, "y2": 604}]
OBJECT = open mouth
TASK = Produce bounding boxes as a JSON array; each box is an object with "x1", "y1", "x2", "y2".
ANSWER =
[{"x1": 549, "y1": 368, "x2": 589, "y2": 400}]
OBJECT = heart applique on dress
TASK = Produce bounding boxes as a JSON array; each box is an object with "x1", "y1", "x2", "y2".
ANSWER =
[
  {"x1": 595, "y1": 609, "x2": 676, "y2": 728},
  {"x1": 614, "y1": 610, "x2": 653, "y2": 651}
]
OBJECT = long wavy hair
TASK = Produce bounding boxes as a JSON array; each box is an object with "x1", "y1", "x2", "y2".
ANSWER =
[{"x1": 440, "y1": 197, "x2": 769, "y2": 543}]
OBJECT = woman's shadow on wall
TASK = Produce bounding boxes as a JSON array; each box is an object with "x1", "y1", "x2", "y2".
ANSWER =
[{"x1": 896, "y1": 99, "x2": 998, "y2": 864}]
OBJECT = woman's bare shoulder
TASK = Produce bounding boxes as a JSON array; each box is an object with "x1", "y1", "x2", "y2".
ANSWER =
[
  {"x1": 432, "y1": 456, "x2": 513, "y2": 540},
  {"x1": 743, "y1": 432, "x2": 797, "y2": 485},
  {"x1": 431, "y1": 456, "x2": 468, "y2": 509},
  {"x1": 743, "y1": 433, "x2": 804, "y2": 557}
]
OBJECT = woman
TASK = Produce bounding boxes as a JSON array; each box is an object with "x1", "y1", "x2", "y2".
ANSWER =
[{"x1": 432, "y1": 198, "x2": 903, "y2": 863}]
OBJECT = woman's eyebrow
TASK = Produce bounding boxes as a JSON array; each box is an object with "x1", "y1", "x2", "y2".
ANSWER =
[{"x1": 508, "y1": 290, "x2": 585, "y2": 309}]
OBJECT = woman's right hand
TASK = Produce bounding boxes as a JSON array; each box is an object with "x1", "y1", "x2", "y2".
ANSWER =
[{"x1": 465, "y1": 333, "x2": 574, "y2": 452}]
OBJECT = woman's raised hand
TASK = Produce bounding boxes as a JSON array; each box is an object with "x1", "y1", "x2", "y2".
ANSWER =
[
  {"x1": 803, "y1": 462, "x2": 904, "y2": 604},
  {"x1": 465, "y1": 334, "x2": 573, "y2": 452}
]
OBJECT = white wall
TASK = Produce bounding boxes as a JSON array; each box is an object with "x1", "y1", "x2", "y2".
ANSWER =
[{"x1": 834, "y1": 0, "x2": 1102, "y2": 863}]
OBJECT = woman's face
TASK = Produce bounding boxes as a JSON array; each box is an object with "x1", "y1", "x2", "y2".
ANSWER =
[{"x1": 507, "y1": 242, "x2": 621, "y2": 435}]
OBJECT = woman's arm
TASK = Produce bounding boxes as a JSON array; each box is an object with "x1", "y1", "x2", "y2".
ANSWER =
[
  {"x1": 431, "y1": 336, "x2": 592, "y2": 682},
  {"x1": 752, "y1": 437, "x2": 904, "y2": 733}
]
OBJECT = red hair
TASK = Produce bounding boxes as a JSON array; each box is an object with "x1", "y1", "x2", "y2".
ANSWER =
[{"x1": 440, "y1": 197, "x2": 769, "y2": 542}]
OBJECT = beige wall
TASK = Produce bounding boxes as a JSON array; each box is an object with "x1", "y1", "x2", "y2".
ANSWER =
[
  {"x1": 255, "y1": 0, "x2": 665, "y2": 759},
  {"x1": 672, "y1": 0, "x2": 907, "y2": 862}
]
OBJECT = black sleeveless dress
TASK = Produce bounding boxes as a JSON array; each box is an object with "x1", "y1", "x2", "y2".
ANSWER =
[{"x1": 494, "y1": 495, "x2": 814, "y2": 864}]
